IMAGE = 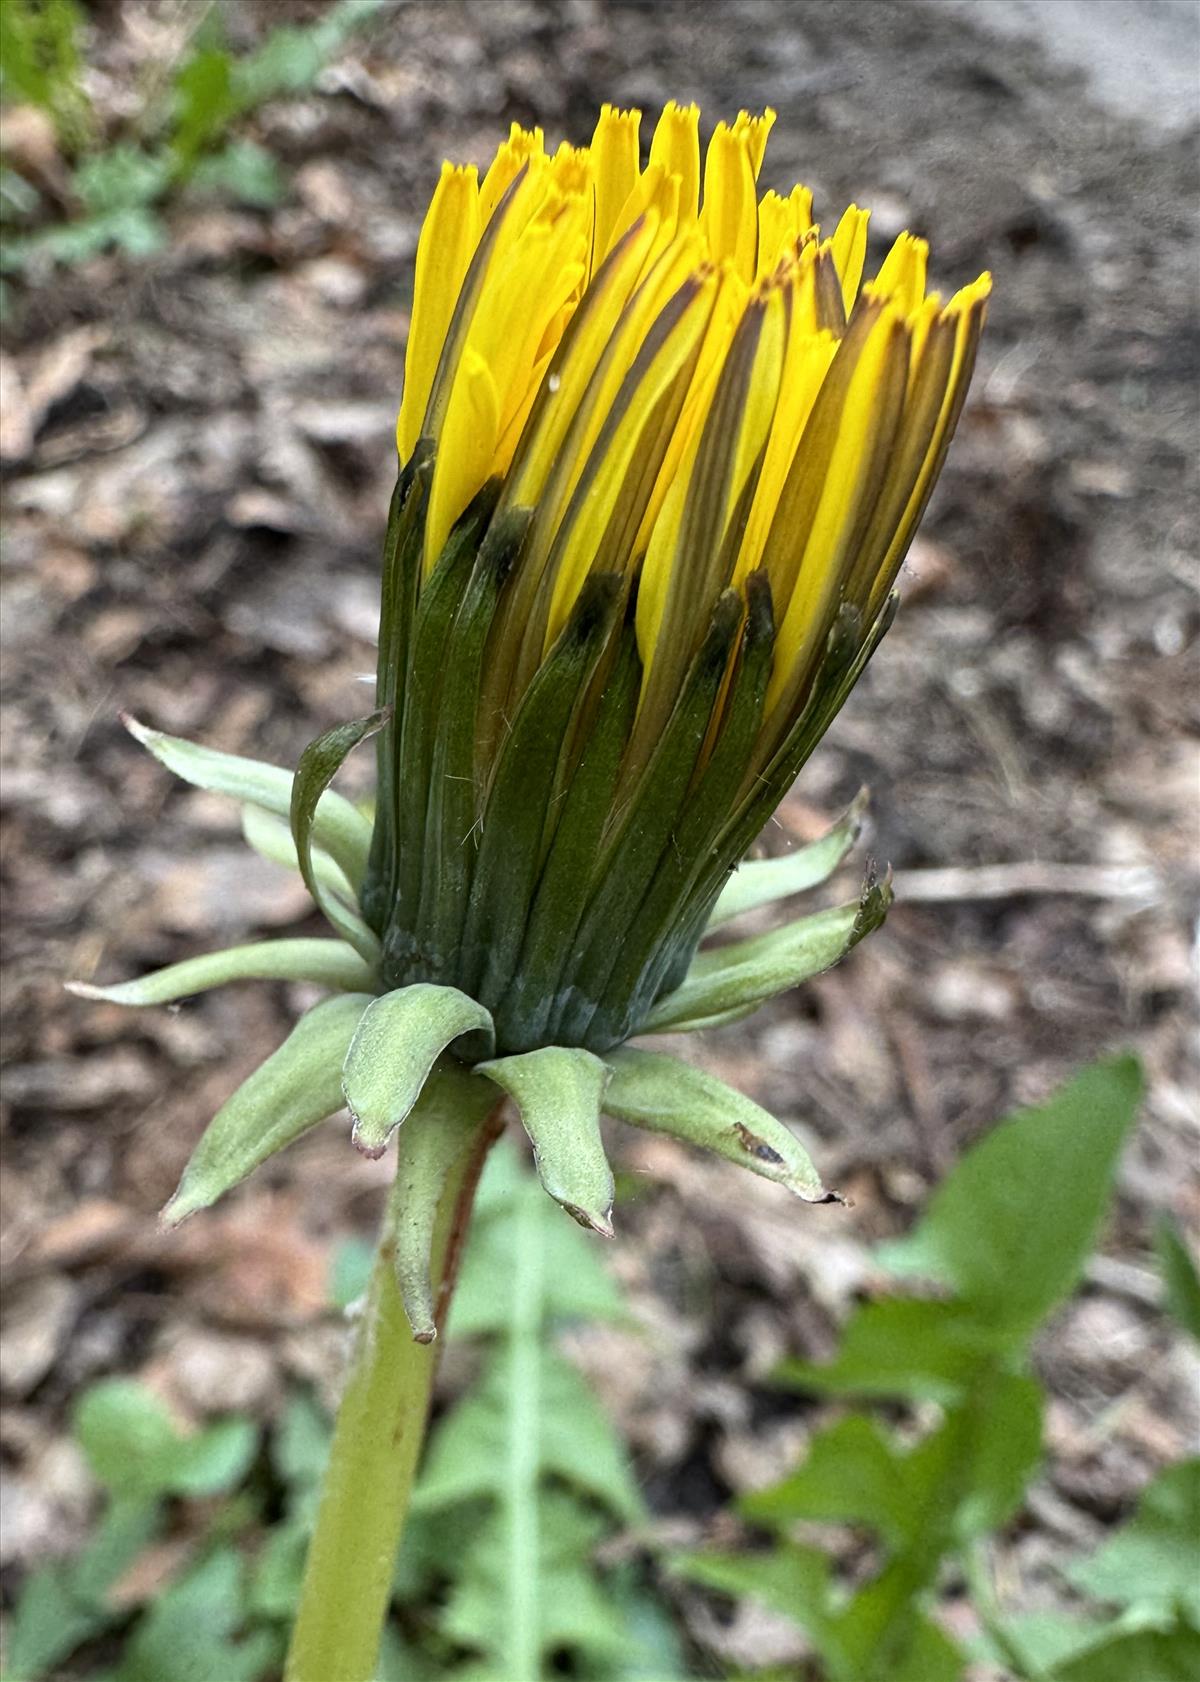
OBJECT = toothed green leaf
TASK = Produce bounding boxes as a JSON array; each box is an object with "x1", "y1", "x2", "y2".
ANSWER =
[
  {"x1": 644, "y1": 868, "x2": 891, "y2": 1032},
  {"x1": 68, "y1": 938, "x2": 375, "y2": 1007},
  {"x1": 877, "y1": 1053, "x2": 1143, "y2": 1337},
  {"x1": 3, "y1": 1497, "x2": 161, "y2": 1681},
  {"x1": 740, "y1": 1413, "x2": 917, "y2": 1546},
  {"x1": 1049, "y1": 1625, "x2": 1200, "y2": 1682},
  {"x1": 440, "y1": 1497, "x2": 633, "y2": 1667},
  {"x1": 124, "y1": 715, "x2": 372, "y2": 888},
  {"x1": 775, "y1": 1297, "x2": 999, "y2": 1404},
  {"x1": 342, "y1": 983, "x2": 494, "y2": 1159},
  {"x1": 290, "y1": 711, "x2": 388, "y2": 963},
  {"x1": 706, "y1": 790, "x2": 868, "y2": 930},
  {"x1": 745, "y1": 1371, "x2": 1041, "y2": 1553},
  {"x1": 1067, "y1": 1458, "x2": 1200, "y2": 1621},
  {"x1": 673, "y1": 1542, "x2": 836, "y2": 1650},
  {"x1": 76, "y1": 1380, "x2": 259, "y2": 1499},
  {"x1": 478, "y1": 1047, "x2": 614, "y2": 1236},
  {"x1": 390, "y1": 1061, "x2": 499, "y2": 1342},
  {"x1": 164, "y1": 992, "x2": 372, "y2": 1224},
  {"x1": 104, "y1": 1548, "x2": 276, "y2": 1682},
  {"x1": 677, "y1": 1541, "x2": 965, "y2": 1682},
  {"x1": 404, "y1": 1143, "x2": 650, "y2": 1681},
  {"x1": 240, "y1": 804, "x2": 357, "y2": 908},
  {"x1": 1156, "y1": 1213, "x2": 1200, "y2": 1344},
  {"x1": 413, "y1": 1342, "x2": 642, "y2": 1522},
  {"x1": 449, "y1": 1147, "x2": 628, "y2": 1336},
  {"x1": 603, "y1": 1046, "x2": 829, "y2": 1201}
]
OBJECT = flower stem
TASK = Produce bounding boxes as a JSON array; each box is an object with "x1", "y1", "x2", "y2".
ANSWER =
[{"x1": 285, "y1": 1089, "x2": 502, "y2": 1682}]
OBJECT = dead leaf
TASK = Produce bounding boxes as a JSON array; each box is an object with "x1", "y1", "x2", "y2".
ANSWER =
[
  {"x1": 0, "y1": 353, "x2": 33, "y2": 462},
  {"x1": 107, "y1": 1536, "x2": 197, "y2": 1611},
  {"x1": 18, "y1": 1199, "x2": 139, "y2": 1275},
  {"x1": 0, "y1": 1275, "x2": 80, "y2": 1396},
  {"x1": 0, "y1": 103, "x2": 71, "y2": 201},
  {"x1": 145, "y1": 847, "x2": 315, "y2": 934},
  {"x1": 172, "y1": 1196, "x2": 332, "y2": 1329},
  {"x1": 11, "y1": 327, "x2": 109, "y2": 466}
]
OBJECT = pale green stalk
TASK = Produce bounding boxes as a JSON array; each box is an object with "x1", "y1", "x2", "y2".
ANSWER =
[{"x1": 285, "y1": 1098, "x2": 501, "y2": 1682}]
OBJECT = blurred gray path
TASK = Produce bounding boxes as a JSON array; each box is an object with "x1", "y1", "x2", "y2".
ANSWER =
[{"x1": 932, "y1": 0, "x2": 1200, "y2": 132}]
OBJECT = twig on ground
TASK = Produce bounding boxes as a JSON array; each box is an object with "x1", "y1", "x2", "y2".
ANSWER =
[{"x1": 891, "y1": 862, "x2": 1159, "y2": 903}]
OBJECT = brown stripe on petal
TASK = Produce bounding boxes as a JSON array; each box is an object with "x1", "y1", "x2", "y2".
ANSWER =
[
  {"x1": 791, "y1": 310, "x2": 909, "y2": 696},
  {"x1": 695, "y1": 544, "x2": 774, "y2": 768},
  {"x1": 715, "y1": 435, "x2": 769, "y2": 591},
  {"x1": 758, "y1": 303, "x2": 911, "y2": 754},
  {"x1": 867, "y1": 290, "x2": 988, "y2": 621},
  {"x1": 624, "y1": 295, "x2": 770, "y2": 778},
  {"x1": 666, "y1": 297, "x2": 766, "y2": 603},
  {"x1": 681, "y1": 296, "x2": 768, "y2": 561},
  {"x1": 592, "y1": 369, "x2": 691, "y2": 574},
  {"x1": 486, "y1": 267, "x2": 712, "y2": 730},
  {"x1": 813, "y1": 246, "x2": 849, "y2": 336},
  {"x1": 501, "y1": 212, "x2": 651, "y2": 504},
  {"x1": 419, "y1": 162, "x2": 532, "y2": 447},
  {"x1": 513, "y1": 272, "x2": 714, "y2": 695},
  {"x1": 556, "y1": 271, "x2": 713, "y2": 570},
  {"x1": 825, "y1": 307, "x2": 915, "y2": 609},
  {"x1": 759, "y1": 293, "x2": 887, "y2": 613},
  {"x1": 844, "y1": 309, "x2": 956, "y2": 609}
]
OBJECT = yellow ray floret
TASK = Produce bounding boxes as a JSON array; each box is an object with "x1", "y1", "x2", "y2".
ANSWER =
[
  {"x1": 396, "y1": 100, "x2": 990, "y2": 761},
  {"x1": 699, "y1": 117, "x2": 765, "y2": 281},
  {"x1": 478, "y1": 122, "x2": 545, "y2": 224},
  {"x1": 395, "y1": 163, "x2": 480, "y2": 463},
  {"x1": 648, "y1": 100, "x2": 700, "y2": 224},
  {"x1": 591, "y1": 104, "x2": 642, "y2": 263}
]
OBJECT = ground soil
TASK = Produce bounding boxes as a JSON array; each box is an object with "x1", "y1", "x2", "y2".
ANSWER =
[{"x1": 1, "y1": 2, "x2": 1197, "y2": 1675}]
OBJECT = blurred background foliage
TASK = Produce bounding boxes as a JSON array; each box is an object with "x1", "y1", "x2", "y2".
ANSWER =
[
  {"x1": 1, "y1": 2, "x2": 1197, "y2": 1680},
  {"x1": 1, "y1": 0, "x2": 380, "y2": 288}
]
